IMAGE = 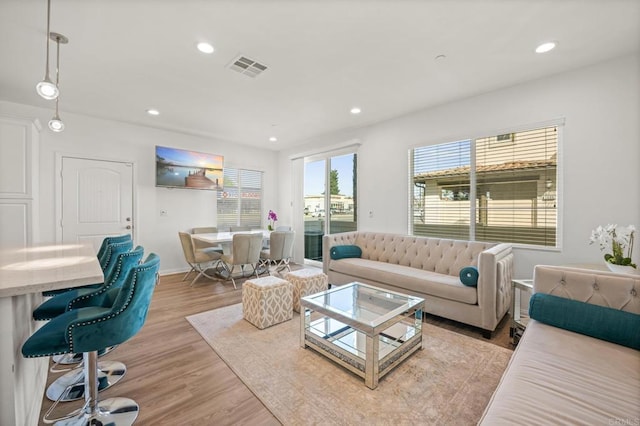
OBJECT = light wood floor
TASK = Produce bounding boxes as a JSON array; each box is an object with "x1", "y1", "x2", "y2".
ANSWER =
[{"x1": 39, "y1": 268, "x2": 513, "y2": 425}]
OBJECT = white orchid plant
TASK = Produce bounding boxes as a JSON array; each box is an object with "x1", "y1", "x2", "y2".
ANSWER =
[{"x1": 589, "y1": 224, "x2": 636, "y2": 268}]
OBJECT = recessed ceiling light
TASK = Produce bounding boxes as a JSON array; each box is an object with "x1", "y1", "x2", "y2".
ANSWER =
[
  {"x1": 146, "y1": 109, "x2": 160, "y2": 116},
  {"x1": 350, "y1": 107, "x2": 361, "y2": 115},
  {"x1": 196, "y1": 42, "x2": 215, "y2": 54},
  {"x1": 535, "y1": 41, "x2": 556, "y2": 53},
  {"x1": 269, "y1": 136, "x2": 278, "y2": 142}
]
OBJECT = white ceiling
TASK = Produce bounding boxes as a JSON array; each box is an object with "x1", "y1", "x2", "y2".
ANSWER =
[{"x1": 1, "y1": 1, "x2": 638, "y2": 150}]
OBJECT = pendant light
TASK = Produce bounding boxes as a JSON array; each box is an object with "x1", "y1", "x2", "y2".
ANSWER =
[
  {"x1": 36, "y1": 0, "x2": 59, "y2": 100},
  {"x1": 48, "y1": 32, "x2": 68, "y2": 132}
]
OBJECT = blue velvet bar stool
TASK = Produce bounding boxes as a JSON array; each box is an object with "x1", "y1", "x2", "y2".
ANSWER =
[
  {"x1": 35, "y1": 246, "x2": 144, "y2": 402},
  {"x1": 45, "y1": 239, "x2": 134, "y2": 367},
  {"x1": 47, "y1": 238, "x2": 133, "y2": 365},
  {"x1": 96, "y1": 234, "x2": 132, "y2": 266},
  {"x1": 22, "y1": 253, "x2": 161, "y2": 426},
  {"x1": 43, "y1": 238, "x2": 133, "y2": 297}
]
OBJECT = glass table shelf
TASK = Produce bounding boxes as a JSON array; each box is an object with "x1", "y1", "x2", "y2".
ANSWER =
[
  {"x1": 307, "y1": 317, "x2": 419, "y2": 361},
  {"x1": 301, "y1": 282, "x2": 424, "y2": 389}
]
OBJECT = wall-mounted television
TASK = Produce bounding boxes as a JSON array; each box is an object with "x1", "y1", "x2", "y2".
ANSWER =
[{"x1": 156, "y1": 145, "x2": 224, "y2": 190}]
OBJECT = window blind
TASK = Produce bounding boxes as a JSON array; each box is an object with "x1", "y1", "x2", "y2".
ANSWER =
[
  {"x1": 412, "y1": 140, "x2": 472, "y2": 240},
  {"x1": 410, "y1": 125, "x2": 559, "y2": 247},
  {"x1": 217, "y1": 168, "x2": 263, "y2": 229}
]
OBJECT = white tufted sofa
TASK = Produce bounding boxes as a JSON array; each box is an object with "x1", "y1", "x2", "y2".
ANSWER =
[
  {"x1": 322, "y1": 231, "x2": 513, "y2": 336},
  {"x1": 480, "y1": 265, "x2": 640, "y2": 424}
]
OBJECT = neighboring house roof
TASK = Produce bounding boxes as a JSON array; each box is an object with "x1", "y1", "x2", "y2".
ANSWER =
[{"x1": 414, "y1": 159, "x2": 556, "y2": 181}]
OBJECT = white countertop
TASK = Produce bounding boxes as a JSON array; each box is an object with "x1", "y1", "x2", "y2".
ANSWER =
[{"x1": 0, "y1": 243, "x2": 103, "y2": 298}]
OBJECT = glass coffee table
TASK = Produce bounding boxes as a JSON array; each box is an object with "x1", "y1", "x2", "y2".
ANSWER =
[{"x1": 300, "y1": 282, "x2": 424, "y2": 389}]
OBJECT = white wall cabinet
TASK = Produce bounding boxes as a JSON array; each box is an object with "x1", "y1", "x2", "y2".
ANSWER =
[
  {"x1": 0, "y1": 115, "x2": 39, "y2": 246},
  {"x1": 0, "y1": 114, "x2": 44, "y2": 426}
]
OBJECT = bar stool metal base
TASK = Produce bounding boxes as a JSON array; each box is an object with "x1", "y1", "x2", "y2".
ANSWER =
[
  {"x1": 53, "y1": 397, "x2": 139, "y2": 426},
  {"x1": 52, "y1": 346, "x2": 117, "y2": 366},
  {"x1": 46, "y1": 361, "x2": 126, "y2": 402}
]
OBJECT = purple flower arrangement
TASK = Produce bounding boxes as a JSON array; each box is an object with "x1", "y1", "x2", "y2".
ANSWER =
[{"x1": 267, "y1": 210, "x2": 278, "y2": 231}]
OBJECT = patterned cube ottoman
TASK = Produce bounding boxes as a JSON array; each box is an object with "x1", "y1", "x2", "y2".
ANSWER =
[
  {"x1": 284, "y1": 269, "x2": 329, "y2": 313},
  {"x1": 242, "y1": 276, "x2": 293, "y2": 329}
]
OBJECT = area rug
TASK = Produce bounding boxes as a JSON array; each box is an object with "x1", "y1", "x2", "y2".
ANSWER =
[{"x1": 187, "y1": 304, "x2": 512, "y2": 425}]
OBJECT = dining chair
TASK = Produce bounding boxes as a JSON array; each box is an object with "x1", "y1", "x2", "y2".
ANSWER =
[
  {"x1": 178, "y1": 232, "x2": 222, "y2": 286},
  {"x1": 191, "y1": 226, "x2": 223, "y2": 252},
  {"x1": 259, "y1": 231, "x2": 295, "y2": 275},
  {"x1": 192, "y1": 226, "x2": 217, "y2": 234},
  {"x1": 267, "y1": 225, "x2": 292, "y2": 248},
  {"x1": 218, "y1": 233, "x2": 263, "y2": 288}
]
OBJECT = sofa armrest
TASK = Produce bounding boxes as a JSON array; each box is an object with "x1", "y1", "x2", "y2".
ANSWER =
[
  {"x1": 322, "y1": 232, "x2": 359, "y2": 275},
  {"x1": 533, "y1": 265, "x2": 640, "y2": 314},
  {"x1": 477, "y1": 243, "x2": 513, "y2": 330}
]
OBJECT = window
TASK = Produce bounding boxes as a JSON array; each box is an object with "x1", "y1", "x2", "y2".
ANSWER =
[
  {"x1": 217, "y1": 168, "x2": 263, "y2": 229},
  {"x1": 410, "y1": 125, "x2": 559, "y2": 247}
]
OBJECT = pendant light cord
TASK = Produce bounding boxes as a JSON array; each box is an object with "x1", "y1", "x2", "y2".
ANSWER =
[
  {"x1": 54, "y1": 35, "x2": 60, "y2": 113},
  {"x1": 44, "y1": 0, "x2": 51, "y2": 80}
]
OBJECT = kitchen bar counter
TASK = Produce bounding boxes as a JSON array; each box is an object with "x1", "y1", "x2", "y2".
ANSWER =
[
  {"x1": 0, "y1": 243, "x2": 103, "y2": 297},
  {"x1": 0, "y1": 242, "x2": 103, "y2": 426}
]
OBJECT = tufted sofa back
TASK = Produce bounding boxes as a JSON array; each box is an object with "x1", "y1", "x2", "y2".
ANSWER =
[
  {"x1": 533, "y1": 265, "x2": 640, "y2": 314},
  {"x1": 349, "y1": 232, "x2": 495, "y2": 277}
]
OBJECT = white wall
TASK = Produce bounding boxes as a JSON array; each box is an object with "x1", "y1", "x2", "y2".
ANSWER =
[
  {"x1": 3, "y1": 53, "x2": 638, "y2": 277},
  {"x1": 0, "y1": 101, "x2": 278, "y2": 274},
  {"x1": 278, "y1": 53, "x2": 640, "y2": 278}
]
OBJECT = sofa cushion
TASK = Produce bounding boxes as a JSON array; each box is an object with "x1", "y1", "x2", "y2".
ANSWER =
[
  {"x1": 330, "y1": 245, "x2": 362, "y2": 260},
  {"x1": 459, "y1": 266, "x2": 479, "y2": 287},
  {"x1": 329, "y1": 258, "x2": 477, "y2": 304},
  {"x1": 479, "y1": 320, "x2": 640, "y2": 425},
  {"x1": 529, "y1": 293, "x2": 640, "y2": 350}
]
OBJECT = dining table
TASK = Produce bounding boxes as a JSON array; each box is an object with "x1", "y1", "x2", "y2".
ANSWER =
[
  {"x1": 191, "y1": 229, "x2": 271, "y2": 255},
  {"x1": 0, "y1": 242, "x2": 103, "y2": 426}
]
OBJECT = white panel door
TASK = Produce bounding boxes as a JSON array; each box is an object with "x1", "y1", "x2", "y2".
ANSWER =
[{"x1": 61, "y1": 157, "x2": 134, "y2": 252}]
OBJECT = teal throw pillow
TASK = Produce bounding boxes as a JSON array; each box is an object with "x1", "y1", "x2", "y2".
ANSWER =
[
  {"x1": 330, "y1": 245, "x2": 362, "y2": 260},
  {"x1": 529, "y1": 293, "x2": 640, "y2": 350},
  {"x1": 459, "y1": 266, "x2": 479, "y2": 287}
]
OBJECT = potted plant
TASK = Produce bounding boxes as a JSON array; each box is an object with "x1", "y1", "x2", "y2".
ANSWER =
[
  {"x1": 589, "y1": 224, "x2": 637, "y2": 274},
  {"x1": 267, "y1": 210, "x2": 278, "y2": 231}
]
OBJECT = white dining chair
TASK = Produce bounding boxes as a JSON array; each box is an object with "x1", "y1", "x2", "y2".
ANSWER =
[
  {"x1": 178, "y1": 232, "x2": 222, "y2": 286},
  {"x1": 191, "y1": 226, "x2": 223, "y2": 252},
  {"x1": 259, "y1": 231, "x2": 295, "y2": 275},
  {"x1": 218, "y1": 233, "x2": 263, "y2": 288}
]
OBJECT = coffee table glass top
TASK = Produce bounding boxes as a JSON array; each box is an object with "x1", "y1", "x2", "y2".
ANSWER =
[{"x1": 302, "y1": 282, "x2": 423, "y2": 328}]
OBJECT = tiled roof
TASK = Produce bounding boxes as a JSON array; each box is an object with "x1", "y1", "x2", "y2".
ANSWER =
[{"x1": 414, "y1": 159, "x2": 556, "y2": 180}]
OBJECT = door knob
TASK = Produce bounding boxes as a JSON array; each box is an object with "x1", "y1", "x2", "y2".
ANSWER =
[
  {"x1": 126, "y1": 225, "x2": 132, "y2": 230},
  {"x1": 126, "y1": 217, "x2": 131, "y2": 222}
]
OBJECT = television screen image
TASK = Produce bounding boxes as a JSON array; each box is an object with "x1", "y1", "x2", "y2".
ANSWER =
[{"x1": 156, "y1": 146, "x2": 223, "y2": 190}]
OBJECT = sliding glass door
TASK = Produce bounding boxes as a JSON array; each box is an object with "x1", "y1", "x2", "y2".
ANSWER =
[{"x1": 303, "y1": 152, "x2": 357, "y2": 262}]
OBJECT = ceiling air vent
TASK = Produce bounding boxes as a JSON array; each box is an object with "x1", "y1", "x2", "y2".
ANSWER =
[{"x1": 228, "y1": 55, "x2": 268, "y2": 78}]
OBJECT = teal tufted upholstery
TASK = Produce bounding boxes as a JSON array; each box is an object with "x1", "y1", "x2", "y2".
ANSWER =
[
  {"x1": 33, "y1": 246, "x2": 144, "y2": 321},
  {"x1": 100, "y1": 240, "x2": 134, "y2": 274},
  {"x1": 23, "y1": 253, "x2": 160, "y2": 358},
  {"x1": 96, "y1": 234, "x2": 132, "y2": 267},
  {"x1": 42, "y1": 240, "x2": 134, "y2": 297}
]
